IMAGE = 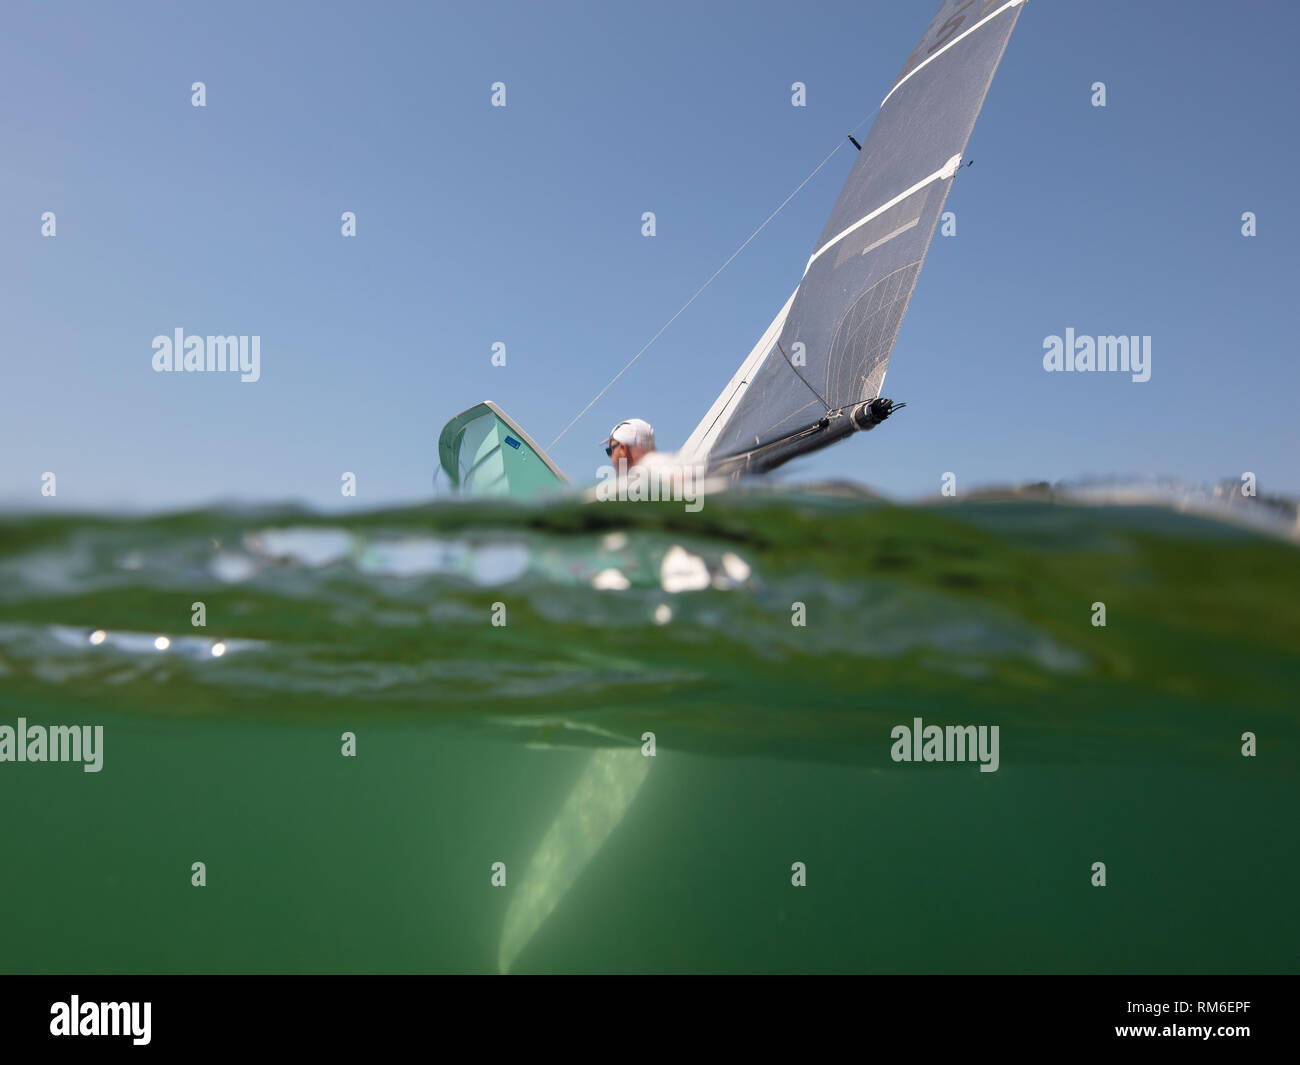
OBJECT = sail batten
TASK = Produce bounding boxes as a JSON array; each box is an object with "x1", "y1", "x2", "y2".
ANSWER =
[
  {"x1": 685, "y1": 0, "x2": 1025, "y2": 473},
  {"x1": 803, "y1": 153, "x2": 963, "y2": 276}
]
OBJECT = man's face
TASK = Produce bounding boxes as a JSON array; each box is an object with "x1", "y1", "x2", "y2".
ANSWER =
[{"x1": 605, "y1": 440, "x2": 646, "y2": 468}]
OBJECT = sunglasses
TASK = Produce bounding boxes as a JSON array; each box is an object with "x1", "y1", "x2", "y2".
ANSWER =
[{"x1": 605, "y1": 441, "x2": 627, "y2": 457}]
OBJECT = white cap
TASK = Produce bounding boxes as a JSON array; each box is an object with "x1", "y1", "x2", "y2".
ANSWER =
[{"x1": 605, "y1": 418, "x2": 655, "y2": 450}]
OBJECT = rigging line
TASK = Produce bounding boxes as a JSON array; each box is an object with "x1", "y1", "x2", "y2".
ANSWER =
[
  {"x1": 547, "y1": 110, "x2": 882, "y2": 452},
  {"x1": 775, "y1": 339, "x2": 830, "y2": 411}
]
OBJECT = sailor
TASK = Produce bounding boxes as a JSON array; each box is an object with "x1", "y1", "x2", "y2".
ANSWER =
[
  {"x1": 603, "y1": 418, "x2": 664, "y2": 471},
  {"x1": 600, "y1": 418, "x2": 704, "y2": 509}
]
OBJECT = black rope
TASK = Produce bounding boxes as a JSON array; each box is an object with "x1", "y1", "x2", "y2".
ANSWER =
[{"x1": 775, "y1": 340, "x2": 832, "y2": 413}]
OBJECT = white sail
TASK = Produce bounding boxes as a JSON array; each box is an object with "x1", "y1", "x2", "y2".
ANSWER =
[
  {"x1": 685, "y1": 0, "x2": 1026, "y2": 474},
  {"x1": 679, "y1": 289, "x2": 798, "y2": 466}
]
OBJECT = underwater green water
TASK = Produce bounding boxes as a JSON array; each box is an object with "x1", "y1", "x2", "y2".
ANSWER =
[{"x1": 1, "y1": 494, "x2": 1297, "y2": 972}]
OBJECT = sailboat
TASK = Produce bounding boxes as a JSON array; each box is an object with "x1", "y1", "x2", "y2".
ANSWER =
[
  {"x1": 447, "y1": 0, "x2": 1028, "y2": 969},
  {"x1": 441, "y1": 0, "x2": 1027, "y2": 498}
]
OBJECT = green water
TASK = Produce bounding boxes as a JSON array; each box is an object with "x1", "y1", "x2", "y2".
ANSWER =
[{"x1": 1, "y1": 493, "x2": 1297, "y2": 972}]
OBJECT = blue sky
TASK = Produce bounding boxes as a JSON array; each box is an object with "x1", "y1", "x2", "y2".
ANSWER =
[{"x1": 2, "y1": 0, "x2": 1296, "y2": 510}]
